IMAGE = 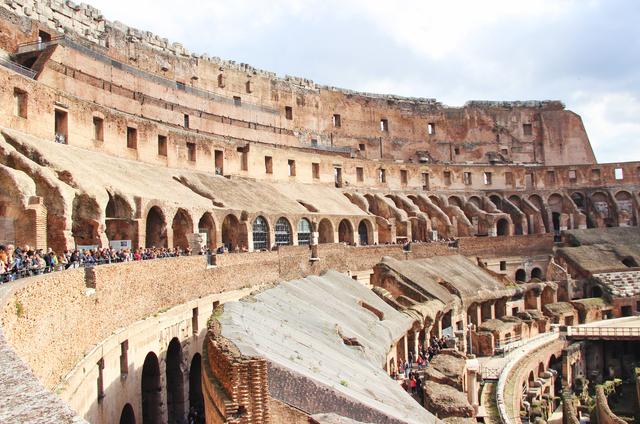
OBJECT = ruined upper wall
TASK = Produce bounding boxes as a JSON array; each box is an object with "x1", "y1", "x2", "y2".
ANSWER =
[{"x1": 0, "y1": 0, "x2": 597, "y2": 166}]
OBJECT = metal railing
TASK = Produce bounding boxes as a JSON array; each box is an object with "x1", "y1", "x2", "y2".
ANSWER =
[
  {"x1": 566, "y1": 326, "x2": 640, "y2": 338},
  {"x1": 0, "y1": 58, "x2": 37, "y2": 79},
  {"x1": 16, "y1": 36, "x2": 65, "y2": 54}
]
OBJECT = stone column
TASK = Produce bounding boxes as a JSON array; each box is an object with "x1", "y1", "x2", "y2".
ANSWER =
[{"x1": 466, "y1": 358, "x2": 480, "y2": 411}]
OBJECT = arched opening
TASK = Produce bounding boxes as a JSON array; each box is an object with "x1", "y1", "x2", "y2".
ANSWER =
[
  {"x1": 551, "y1": 212, "x2": 561, "y2": 233},
  {"x1": 548, "y1": 354, "x2": 563, "y2": 396},
  {"x1": 338, "y1": 219, "x2": 354, "y2": 244},
  {"x1": 189, "y1": 354, "x2": 204, "y2": 420},
  {"x1": 145, "y1": 207, "x2": 167, "y2": 248},
  {"x1": 105, "y1": 193, "x2": 137, "y2": 247},
  {"x1": 496, "y1": 218, "x2": 509, "y2": 236},
  {"x1": 221, "y1": 214, "x2": 242, "y2": 251},
  {"x1": 515, "y1": 269, "x2": 527, "y2": 282},
  {"x1": 166, "y1": 338, "x2": 185, "y2": 424},
  {"x1": 318, "y1": 218, "x2": 334, "y2": 243},
  {"x1": 274, "y1": 217, "x2": 292, "y2": 246},
  {"x1": 528, "y1": 371, "x2": 535, "y2": 387},
  {"x1": 468, "y1": 196, "x2": 482, "y2": 208},
  {"x1": 615, "y1": 191, "x2": 636, "y2": 226},
  {"x1": 548, "y1": 193, "x2": 564, "y2": 233},
  {"x1": 252, "y1": 216, "x2": 269, "y2": 251},
  {"x1": 448, "y1": 196, "x2": 463, "y2": 208},
  {"x1": 172, "y1": 209, "x2": 193, "y2": 250},
  {"x1": 141, "y1": 352, "x2": 162, "y2": 424},
  {"x1": 571, "y1": 192, "x2": 585, "y2": 211},
  {"x1": 120, "y1": 403, "x2": 136, "y2": 424},
  {"x1": 197, "y1": 213, "x2": 216, "y2": 251},
  {"x1": 531, "y1": 267, "x2": 543, "y2": 280},
  {"x1": 538, "y1": 362, "x2": 545, "y2": 377},
  {"x1": 508, "y1": 195, "x2": 522, "y2": 209},
  {"x1": 297, "y1": 218, "x2": 311, "y2": 246},
  {"x1": 490, "y1": 195, "x2": 502, "y2": 209},
  {"x1": 358, "y1": 220, "x2": 372, "y2": 246},
  {"x1": 467, "y1": 303, "x2": 479, "y2": 327},
  {"x1": 591, "y1": 285, "x2": 603, "y2": 298}
]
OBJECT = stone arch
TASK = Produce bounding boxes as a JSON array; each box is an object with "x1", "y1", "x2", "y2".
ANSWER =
[
  {"x1": 105, "y1": 193, "x2": 137, "y2": 246},
  {"x1": 221, "y1": 214, "x2": 243, "y2": 251},
  {"x1": 528, "y1": 370, "x2": 535, "y2": 386},
  {"x1": 338, "y1": 219, "x2": 354, "y2": 244},
  {"x1": 141, "y1": 352, "x2": 162, "y2": 424},
  {"x1": 448, "y1": 195, "x2": 463, "y2": 208},
  {"x1": 198, "y1": 212, "x2": 217, "y2": 251},
  {"x1": 615, "y1": 190, "x2": 635, "y2": 226},
  {"x1": 274, "y1": 217, "x2": 293, "y2": 246},
  {"x1": 591, "y1": 285, "x2": 603, "y2": 298},
  {"x1": 428, "y1": 195, "x2": 442, "y2": 207},
  {"x1": 496, "y1": 218, "x2": 509, "y2": 236},
  {"x1": 531, "y1": 267, "x2": 543, "y2": 280},
  {"x1": 571, "y1": 192, "x2": 585, "y2": 210},
  {"x1": 591, "y1": 191, "x2": 613, "y2": 226},
  {"x1": 252, "y1": 216, "x2": 269, "y2": 251},
  {"x1": 172, "y1": 208, "x2": 193, "y2": 250},
  {"x1": 515, "y1": 269, "x2": 527, "y2": 282},
  {"x1": 166, "y1": 338, "x2": 185, "y2": 424},
  {"x1": 189, "y1": 353, "x2": 204, "y2": 419},
  {"x1": 145, "y1": 206, "x2": 167, "y2": 248},
  {"x1": 538, "y1": 362, "x2": 545, "y2": 377},
  {"x1": 528, "y1": 194, "x2": 544, "y2": 209},
  {"x1": 508, "y1": 195, "x2": 522, "y2": 208},
  {"x1": 467, "y1": 303, "x2": 480, "y2": 327},
  {"x1": 106, "y1": 193, "x2": 132, "y2": 219},
  {"x1": 297, "y1": 218, "x2": 312, "y2": 246},
  {"x1": 318, "y1": 218, "x2": 334, "y2": 243},
  {"x1": 490, "y1": 194, "x2": 503, "y2": 209},
  {"x1": 358, "y1": 219, "x2": 373, "y2": 246},
  {"x1": 119, "y1": 403, "x2": 136, "y2": 424},
  {"x1": 468, "y1": 196, "x2": 482, "y2": 207}
]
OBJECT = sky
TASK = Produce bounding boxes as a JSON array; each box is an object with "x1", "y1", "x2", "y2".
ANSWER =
[{"x1": 88, "y1": 0, "x2": 640, "y2": 163}]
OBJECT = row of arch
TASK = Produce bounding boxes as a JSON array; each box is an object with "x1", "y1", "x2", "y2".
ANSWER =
[
  {"x1": 121, "y1": 339, "x2": 203, "y2": 424},
  {"x1": 64, "y1": 188, "x2": 640, "y2": 251},
  {"x1": 106, "y1": 195, "x2": 376, "y2": 251}
]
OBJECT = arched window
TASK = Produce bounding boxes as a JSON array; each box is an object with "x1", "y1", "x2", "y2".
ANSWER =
[
  {"x1": 515, "y1": 269, "x2": 526, "y2": 282},
  {"x1": 274, "y1": 217, "x2": 292, "y2": 246},
  {"x1": 358, "y1": 220, "x2": 370, "y2": 246},
  {"x1": 252, "y1": 216, "x2": 268, "y2": 250},
  {"x1": 297, "y1": 218, "x2": 311, "y2": 245}
]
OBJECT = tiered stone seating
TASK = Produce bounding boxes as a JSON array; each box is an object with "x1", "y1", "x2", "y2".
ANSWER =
[{"x1": 593, "y1": 271, "x2": 640, "y2": 297}]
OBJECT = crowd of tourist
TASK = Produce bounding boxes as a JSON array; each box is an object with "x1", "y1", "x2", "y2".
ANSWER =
[
  {"x1": 395, "y1": 335, "x2": 451, "y2": 402},
  {"x1": 0, "y1": 244, "x2": 203, "y2": 283}
]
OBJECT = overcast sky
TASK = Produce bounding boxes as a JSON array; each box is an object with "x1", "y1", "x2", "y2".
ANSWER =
[{"x1": 88, "y1": 0, "x2": 640, "y2": 163}]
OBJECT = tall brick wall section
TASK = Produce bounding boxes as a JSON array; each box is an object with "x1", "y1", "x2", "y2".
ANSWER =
[
  {"x1": 595, "y1": 385, "x2": 627, "y2": 424},
  {"x1": 204, "y1": 328, "x2": 270, "y2": 424}
]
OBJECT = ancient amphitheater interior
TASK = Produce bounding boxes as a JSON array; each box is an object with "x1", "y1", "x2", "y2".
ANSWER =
[{"x1": 0, "y1": 2, "x2": 639, "y2": 424}]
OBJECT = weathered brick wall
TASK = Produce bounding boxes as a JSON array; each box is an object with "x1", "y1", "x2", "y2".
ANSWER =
[
  {"x1": 595, "y1": 385, "x2": 627, "y2": 424},
  {"x1": 457, "y1": 233, "x2": 554, "y2": 257}
]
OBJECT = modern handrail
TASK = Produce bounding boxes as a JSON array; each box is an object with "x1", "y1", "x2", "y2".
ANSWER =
[
  {"x1": 566, "y1": 326, "x2": 640, "y2": 338},
  {"x1": 0, "y1": 58, "x2": 37, "y2": 78}
]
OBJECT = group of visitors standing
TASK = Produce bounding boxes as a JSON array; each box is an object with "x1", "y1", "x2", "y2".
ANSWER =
[
  {"x1": 395, "y1": 335, "x2": 451, "y2": 403},
  {"x1": 0, "y1": 244, "x2": 197, "y2": 283}
]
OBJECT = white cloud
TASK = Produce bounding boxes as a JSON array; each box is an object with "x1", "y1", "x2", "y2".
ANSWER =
[{"x1": 572, "y1": 91, "x2": 640, "y2": 163}]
